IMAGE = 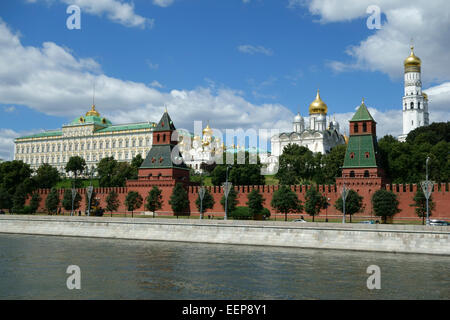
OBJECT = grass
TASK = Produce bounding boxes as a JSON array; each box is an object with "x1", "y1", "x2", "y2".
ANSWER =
[
  {"x1": 264, "y1": 175, "x2": 279, "y2": 185},
  {"x1": 54, "y1": 179, "x2": 100, "y2": 189}
]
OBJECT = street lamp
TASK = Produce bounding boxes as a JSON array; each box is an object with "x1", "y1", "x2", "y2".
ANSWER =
[
  {"x1": 222, "y1": 165, "x2": 232, "y2": 221},
  {"x1": 341, "y1": 183, "x2": 349, "y2": 224},
  {"x1": 86, "y1": 167, "x2": 95, "y2": 217},
  {"x1": 199, "y1": 186, "x2": 206, "y2": 220},
  {"x1": 421, "y1": 157, "x2": 433, "y2": 225},
  {"x1": 326, "y1": 197, "x2": 331, "y2": 222}
]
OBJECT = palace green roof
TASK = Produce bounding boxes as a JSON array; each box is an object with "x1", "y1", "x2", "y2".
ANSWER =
[
  {"x1": 96, "y1": 122, "x2": 155, "y2": 133},
  {"x1": 350, "y1": 102, "x2": 375, "y2": 122},
  {"x1": 69, "y1": 115, "x2": 112, "y2": 126},
  {"x1": 343, "y1": 135, "x2": 378, "y2": 168},
  {"x1": 16, "y1": 131, "x2": 63, "y2": 140}
]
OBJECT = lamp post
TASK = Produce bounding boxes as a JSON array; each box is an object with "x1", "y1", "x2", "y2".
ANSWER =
[
  {"x1": 71, "y1": 187, "x2": 77, "y2": 217},
  {"x1": 420, "y1": 157, "x2": 433, "y2": 225},
  {"x1": 86, "y1": 167, "x2": 95, "y2": 217},
  {"x1": 341, "y1": 183, "x2": 348, "y2": 224},
  {"x1": 199, "y1": 187, "x2": 206, "y2": 220},
  {"x1": 326, "y1": 197, "x2": 330, "y2": 222},
  {"x1": 222, "y1": 165, "x2": 232, "y2": 221}
]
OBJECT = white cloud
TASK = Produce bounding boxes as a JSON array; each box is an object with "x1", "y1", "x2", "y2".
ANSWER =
[
  {"x1": 29, "y1": 0, "x2": 153, "y2": 28},
  {"x1": 149, "y1": 80, "x2": 164, "y2": 88},
  {"x1": 0, "y1": 20, "x2": 293, "y2": 158},
  {"x1": 238, "y1": 45, "x2": 274, "y2": 56},
  {"x1": 153, "y1": 0, "x2": 174, "y2": 7}
]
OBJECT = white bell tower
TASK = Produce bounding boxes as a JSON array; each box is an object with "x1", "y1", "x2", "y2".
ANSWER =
[{"x1": 399, "y1": 46, "x2": 429, "y2": 142}]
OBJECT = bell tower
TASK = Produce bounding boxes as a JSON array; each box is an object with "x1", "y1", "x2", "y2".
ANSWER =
[{"x1": 398, "y1": 46, "x2": 429, "y2": 142}]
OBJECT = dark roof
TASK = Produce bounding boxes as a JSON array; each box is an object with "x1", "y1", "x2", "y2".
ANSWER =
[
  {"x1": 140, "y1": 144, "x2": 188, "y2": 170},
  {"x1": 154, "y1": 111, "x2": 176, "y2": 132}
]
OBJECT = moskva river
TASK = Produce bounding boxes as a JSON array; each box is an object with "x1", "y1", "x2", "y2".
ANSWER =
[{"x1": 0, "y1": 234, "x2": 448, "y2": 299}]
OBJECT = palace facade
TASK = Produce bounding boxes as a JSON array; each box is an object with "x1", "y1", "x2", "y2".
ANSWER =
[{"x1": 14, "y1": 105, "x2": 155, "y2": 175}]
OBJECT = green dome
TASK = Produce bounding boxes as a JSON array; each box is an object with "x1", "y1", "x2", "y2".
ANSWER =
[{"x1": 70, "y1": 105, "x2": 112, "y2": 126}]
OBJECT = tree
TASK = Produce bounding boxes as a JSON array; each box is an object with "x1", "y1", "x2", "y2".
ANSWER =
[
  {"x1": 65, "y1": 156, "x2": 86, "y2": 181},
  {"x1": 411, "y1": 188, "x2": 435, "y2": 225},
  {"x1": 246, "y1": 189, "x2": 265, "y2": 217},
  {"x1": 220, "y1": 188, "x2": 238, "y2": 215},
  {"x1": 34, "y1": 163, "x2": 61, "y2": 189},
  {"x1": 195, "y1": 188, "x2": 215, "y2": 216},
  {"x1": 304, "y1": 187, "x2": 327, "y2": 222},
  {"x1": 0, "y1": 161, "x2": 33, "y2": 206},
  {"x1": 12, "y1": 183, "x2": 28, "y2": 213},
  {"x1": 106, "y1": 190, "x2": 120, "y2": 216},
  {"x1": 372, "y1": 189, "x2": 401, "y2": 224},
  {"x1": 276, "y1": 144, "x2": 317, "y2": 185},
  {"x1": 62, "y1": 189, "x2": 81, "y2": 213},
  {"x1": 271, "y1": 185, "x2": 303, "y2": 221},
  {"x1": 45, "y1": 188, "x2": 60, "y2": 215},
  {"x1": 130, "y1": 154, "x2": 144, "y2": 179},
  {"x1": 0, "y1": 187, "x2": 12, "y2": 212},
  {"x1": 146, "y1": 186, "x2": 163, "y2": 218},
  {"x1": 335, "y1": 189, "x2": 363, "y2": 223},
  {"x1": 29, "y1": 192, "x2": 41, "y2": 214},
  {"x1": 97, "y1": 157, "x2": 118, "y2": 187},
  {"x1": 125, "y1": 191, "x2": 143, "y2": 217},
  {"x1": 322, "y1": 145, "x2": 347, "y2": 184},
  {"x1": 169, "y1": 183, "x2": 190, "y2": 217},
  {"x1": 111, "y1": 162, "x2": 135, "y2": 187}
]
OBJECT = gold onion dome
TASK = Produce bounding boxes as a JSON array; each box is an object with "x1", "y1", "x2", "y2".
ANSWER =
[
  {"x1": 422, "y1": 92, "x2": 428, "y2": 100},
  {"x1": 203, "y1": 124, "x2": 213, "y2": 135},
  {"x1": 404, "y1": 46, "x2": 421, "y2": 68},
  {"x1": 86, "y1": 104, "x2": 100, "y2": 117},
  {"x1": 309, "y1": 90, "x2": 328, "y2": 115}
]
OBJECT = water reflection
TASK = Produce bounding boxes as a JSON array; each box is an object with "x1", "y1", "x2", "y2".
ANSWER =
[{"x1": 0, "y1": 234, "x2": 448, "y2": 299}]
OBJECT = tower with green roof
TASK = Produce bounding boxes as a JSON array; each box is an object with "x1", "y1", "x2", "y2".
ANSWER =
[{"x1": 337, "y1": 99, "x2": 386, "y2": 187}]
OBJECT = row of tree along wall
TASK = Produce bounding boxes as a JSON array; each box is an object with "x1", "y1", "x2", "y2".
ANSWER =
[{"x1": 29, "y1": 182, "x2": 450, "y2": 220}]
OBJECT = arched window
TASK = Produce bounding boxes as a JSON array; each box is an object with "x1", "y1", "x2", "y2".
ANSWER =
[
  {"x1": 163, "y1": 134, "x2": 166, "y2": 142},
  {"x1": 363, "y1": 122, "x2": 367, "y2": 132},
  {"x1": 157, "y1": 134, "x2": 160, "y2": 142},
  {"x1": 353, "y1": 123, "x2": 359, "y2": 133},
  {"x1": 418, "y1": 102, "x2": 421, "y2": 109},
  {"x1": 350, "y1": 171, "x2": 355, "y2": 178},
  {"x1": 410, "y1": 102, "x2": 414, "y2": 109},
  {"x1": 364, "y1": 170, "x2": 370, "y2": 178}
]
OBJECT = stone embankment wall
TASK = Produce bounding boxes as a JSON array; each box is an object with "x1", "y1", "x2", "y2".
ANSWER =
[{"x1": 0, "y1": 216, "x2": 449, "y2": 255}]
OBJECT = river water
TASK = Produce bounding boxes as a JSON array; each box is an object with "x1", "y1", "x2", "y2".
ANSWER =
[{"x1": 0, "y1": 234, "x2": 448, "y2": 299}]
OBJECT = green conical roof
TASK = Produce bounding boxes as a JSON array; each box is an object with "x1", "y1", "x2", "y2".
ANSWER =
[
  {"x1": 154, "y1": 111, "x2": 176, "y2": 132},
  {"x1": 350, "y1": 100, "x2": 375, "y2": 122}
]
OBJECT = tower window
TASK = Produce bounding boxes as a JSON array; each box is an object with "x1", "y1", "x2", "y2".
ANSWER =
[
  {"x1": 350, "y1": 152, "x2": 355, "y2": 159},
  {"x1": 365, "y1": 152, "x2": 370, "y2": 159},
  {"x1": 354, "y1": 123, "x2": 359, "y2": 133},
  {"x1": 410, "y1": 102, "x2": 414, "y2": 109},
  {"x1": 364, "y1": 170, "x2": 370, "y2": 178},
  {"x1": 412, "y1": 120, "x2": 414, "y2": 126},
  {"x1": 363, "y1": 122, "x2": 367, "y2": 132},
  {"x1": 418, "y1": 102, "x2": 421, "y2": 109},
  {"x1": 350, "y1": 171, "x2": 355, "y2": 178}
]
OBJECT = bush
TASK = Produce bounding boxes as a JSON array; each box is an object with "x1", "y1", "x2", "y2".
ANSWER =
[
  {"x1": 230, "y1": 206, "x2": 252, "y2": 220},
  {"x1": 261, "y1": 208, "x2": 271, "y2": 218},
  {"x1": 20, "y1": 206, "x2": 33, "y2": 215}
]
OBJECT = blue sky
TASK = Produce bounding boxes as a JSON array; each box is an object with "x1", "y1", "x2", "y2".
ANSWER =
[{"x1": 0, "y1": 0, "x2": 449, "y2": 159}]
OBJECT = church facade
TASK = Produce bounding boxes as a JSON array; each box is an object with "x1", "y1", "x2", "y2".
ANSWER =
[{"x1": 271, "y1": 90, "x2": 347, "y2": 157}]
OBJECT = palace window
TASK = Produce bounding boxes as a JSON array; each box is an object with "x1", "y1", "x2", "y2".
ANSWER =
[
  {"x1": 126, "y1": 140, "x2": 129, "y2": 148},
  {"x1": 106, "y1": 141, "x2": 109, "y2": 148}
]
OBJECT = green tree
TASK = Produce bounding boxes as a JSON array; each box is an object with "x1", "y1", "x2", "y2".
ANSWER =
[
  {"x1": 169, "y1": 183, "x2": 190, "y2": 217},
  {"x1": 146, "y1": 186, "x2": 163, "y2": 217},
  {"x1": 276, "y1": 144, "x2": 318, "y2": 185},
  {"x1": 29, "y1": 192, "x2": 41, "y2": 214},
  {"x1": 65, "y1": 156, "x2": 86, "y2": 186},
  {"x1": 34, "y1": 163, "x2": 61, "y2": 189},
  {"x1": 195, "y1": 188, "x2": 215, "y2": 216},
  {"x1": 271, "y1": 185, "x2": 303, "y2": 221},
  {"x1": 111, "y1": 162, "x2": 135, "y2": 187},
  {"x1": 229, "y1": 206, "x2": 252, "y2": 220},
  {"x1": 246, "y1": 189, "x2": 265, "y2": 217},
  {"x1": 335, "y1": 189, "x2": 363, "y2": 223},
  {"x1": 45, "y1": 188, "x2": 60, "y2": 215},
  {"x1": 304, "y1": 187, "x2": 327, "y2": 222},
  {"x1": 106, "y1": 190, "x2": 120, "y2": 216},
  {"x1": 0, "y1": 161, "x2": 33, "y2": 205},
  {"x1": 372, "y1": 189, "x2": 401, "y2": 224},
  {"x1": 411, "y1": 188, "x2": 435, "y2": 225},
  {"x1": 130, "y1": 154, "x2": 144, "y2": 179},
  {"x1": 322, "y1": 145, "x2": 347, "y2": 183},
  {"x1": 0, "y1": 187, "x2": 12, "y2": 212},
  {"x1": 62, "y1": 189, "x2": 81, "y2": 213},
  {"x1": 12, "y1": 183, "x2": 28, "y2": 213},
  {"x1": 220, "y1": 188, "x2": 238, "y2": 215},
  {"x1": 97, "y1": 157, "x2": 118, "y2": 187},
  {"x1": 125, "y1": 191, "x2": 143, "y2": 217}
]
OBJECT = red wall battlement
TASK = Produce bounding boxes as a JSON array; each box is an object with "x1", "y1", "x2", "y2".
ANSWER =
[{"x1": 28, "y1": 182, "x2": 450, "y2": 221}]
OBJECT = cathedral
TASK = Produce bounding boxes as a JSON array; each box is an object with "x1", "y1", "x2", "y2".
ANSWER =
[
  {"x1": 398, "y1": 46, "x2": 430, "y2": 142},
  {"x1": 270, "y1": 90, "x2": 347, "y2": 157}
]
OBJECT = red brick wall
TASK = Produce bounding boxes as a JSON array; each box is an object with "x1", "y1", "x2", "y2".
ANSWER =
[{"x1": 27, "y1": 183, "x2": 450, "y2": 221}]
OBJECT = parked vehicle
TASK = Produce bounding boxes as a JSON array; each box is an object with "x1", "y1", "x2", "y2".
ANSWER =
[
  {"x1": 429, "y1": 220, "x2": 450, "y2": 226},
  {"x1": 293, "y1": 219, "x2": 307, "y2": 223}
]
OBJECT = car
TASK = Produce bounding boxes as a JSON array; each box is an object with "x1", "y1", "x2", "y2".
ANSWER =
[
  {"x1": 293, "y1": 219, "x2": 307, "y2": 223},
  {"x1": 359, "y1": 220, "x2": 375, "y2": 224},
  {"x1": 428, "y1": 220, "x2": 450, "y2": 226}
]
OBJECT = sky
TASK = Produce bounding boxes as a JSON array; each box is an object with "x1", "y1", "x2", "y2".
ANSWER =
[{"x1": 0, "y1": 0, "x2": 449, "y2": 160}]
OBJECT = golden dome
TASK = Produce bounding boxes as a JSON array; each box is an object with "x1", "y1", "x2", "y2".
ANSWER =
[
  {"x1": 309, "y1": 90, "x2": 328, "y2": 115},
  {"x1": 422, "y1": 92, "x2": 428, "y2": 101},
  {"x1": 86, "y1": 104, "x2": 100, "y2": 117},
  {"x1": 404, "y1": 46, "x2": 421, "y2": 68},
  {"x1": 203, "y1": 124, "x2": 213, "y2": 136},
  {"x1": 344, "y1": 134, "x2": 349, "y2": 145}
]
